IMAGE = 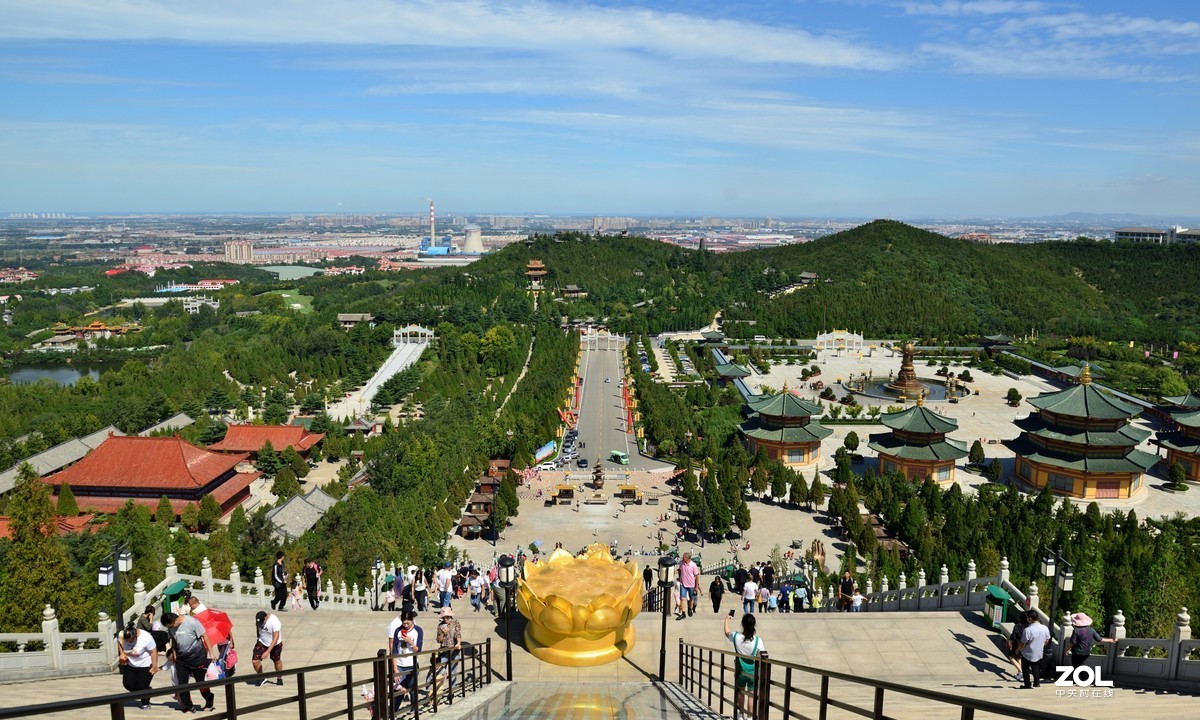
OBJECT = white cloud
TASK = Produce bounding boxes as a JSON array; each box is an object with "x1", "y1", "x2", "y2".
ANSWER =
[
  {"x1": 0, "y1": 0, "x2": 901, "y2": 70},
  {"x1": 902, "y1": 1, "x2": 1045, "y2": 16}
]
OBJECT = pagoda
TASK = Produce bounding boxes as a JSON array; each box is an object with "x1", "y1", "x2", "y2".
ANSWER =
[
  {"x1": 868, "y1": 393, "x2": 968, "y2": 483},
  {"x1": 1006, "y1": 364, "x2": 1156, "y2": 499},
  {"x1": 525, "y1": 259, "x2": 548, "y2": 290},
  {"x1": 739, "y1": 388, "x2": 832, "y2": 468},
  {"x1": 1157, "y1": 394, "x2": 1200, "y2": 483}
]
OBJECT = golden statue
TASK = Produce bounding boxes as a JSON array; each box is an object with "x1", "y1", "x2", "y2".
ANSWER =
[{"x1": 515, "y1": 543, "x2": 644, "y2": 666}]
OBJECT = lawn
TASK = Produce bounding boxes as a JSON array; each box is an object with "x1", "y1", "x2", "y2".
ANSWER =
[{"x1": 261, "y1": 289, "x2": 313, "y2": 313}]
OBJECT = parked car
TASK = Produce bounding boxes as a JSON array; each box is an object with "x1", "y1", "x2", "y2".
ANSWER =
[
  {"x1": 577, "y1": 458, "x2": 589, "y2": 468},
  {"x1": 538, "y1": 461, "x2": 556, "y2": 471}
]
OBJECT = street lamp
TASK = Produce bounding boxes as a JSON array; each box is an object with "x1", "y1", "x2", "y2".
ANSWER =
[
  {"x1": 1040, "y1": 547, "x2": 1074, "y2": 655},
  {"x1": 657, "y1": 555, "x2": 677, "y2": 682},
  {"x1": 98, "y1": 542, "x2": 133, "y2": 623},
  {"x1": 498, "y1": 555, "x2": 517, "y2": 681}
]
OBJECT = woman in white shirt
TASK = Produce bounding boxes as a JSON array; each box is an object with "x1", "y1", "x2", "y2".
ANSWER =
[
  {"x1": 724, "y1": 612, "x2": 766, "y2": 720},
  {"x1": 118, "y1": 620, "x2": 159, "y2": 709}
]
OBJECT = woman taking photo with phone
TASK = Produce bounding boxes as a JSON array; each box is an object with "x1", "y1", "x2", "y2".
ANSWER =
[{"x1": 723, "y1": 611, "x2": 766, "y2": 720}]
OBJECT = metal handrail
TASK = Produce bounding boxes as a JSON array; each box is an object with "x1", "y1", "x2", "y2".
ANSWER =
[
  {"x1": 0, "y1": 638, "x2": 492, "y2": 720},
  {"x1": 678, "y1": 640, "x2": 1078, "y2": 720}
]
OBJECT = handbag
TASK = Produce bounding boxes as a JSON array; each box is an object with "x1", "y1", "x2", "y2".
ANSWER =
[
  {"x1": 205, "y1": 660, "x2": 226, "y2": 681},
  {"x1": 225, "y1": 647, "x2": 239, "y2": 668}
]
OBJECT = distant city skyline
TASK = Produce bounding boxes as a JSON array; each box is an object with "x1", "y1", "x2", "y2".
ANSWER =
[{"x1": 1, "y1": 1, "x2": 1198, "y2": 216}]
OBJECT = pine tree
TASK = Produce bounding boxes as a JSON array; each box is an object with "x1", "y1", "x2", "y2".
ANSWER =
[
  {"x1": 788, "y1": 472, "x2": 809, "y2": 507},
  {"x1": 770, "y1": 465, "x2": 787, "y2": 500},
  {"x1": 843, "y1": 431, "x2": 860, "y2": 453},
  {"x1": 181, "y1": 502, "x2": 201, "y2": 530},
  {"x1": 733, "y1": 499, "x2": 752, "y2": 533},
  {"x1": 809, "y1": 474, "x2": 826, "y2": 510},
  {"x1": 257, "y1": 440, "x2": 281, "y2": 477},
  {"x1": 228, "y1": 504, "x2": 248, "y2": 539},
  {"x1": 986, "y1": 459, "x2": 1003, "y2": 483},
  {"x1": 0, "y1": 465, "x2": 82, "y2": 631},
  {"x1": 55, "y1": 482, "x2": 78, "y2": 516},
  {"x1": 156, "y1": 495, "x2": 175, "y2": 526},
  {"x1": 968, "y1": 440, "x2": 985, "y2": 465},
  {"x1": 198, "y1": 494, "x2": 222, "y2": 531},
  {"x1": 272, "y1": 467, "x2": 301, "y2": 500},
  {"x1": 281, "y1": 446, "x2": 309, "y2": 478}
]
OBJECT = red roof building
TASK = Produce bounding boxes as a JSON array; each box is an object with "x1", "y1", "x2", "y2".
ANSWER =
[
  {"x1": 41, "y1": 435, "x2": 259, "y2": 519},
  {"x1": 207, "y1": 425, "x2": 325, "y2": 456},
  {"x1": 0, "y1": 513, "x2": 104, "y2": 540}
]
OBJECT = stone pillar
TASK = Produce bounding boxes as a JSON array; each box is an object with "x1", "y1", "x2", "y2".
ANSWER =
[
  {"x1": 966, "y1": 559, "x2": 977, "y2": 583},
  {"x1": 939, "y1": 565, "x2": 949, "y2": 586},
  {"x1": 1170, "y1": 608, "x2": 1191, "y2": 681},
  {"x1": 1107, "y1": 610, "x2": 1126, "y2": 678},
  {"x1": 133, "y1": 578, "x2": 147, "y2": 614},
  {"x1": 200, "y1": 557, "x2": 214, "y2": 603},
  {"x1": 165, "y1": 553, "x2": 178, "y2": 581},
  {"x1": 1057, "y1": 612, "x2": 1071, "y2": 667},
  {"x1": 899, "y1": 572, "x2": 907, "y2": 590},
  {"x1": 1027, "y1": 582, "x2": 1039, "y2": 611},
  {"x1": 326, "y1": 579, "x2": 335, "y2": 604},
  {"x1": 866, "y1": 578, "x2": 873, "y2": 595},
  {"x1": 999, "y1": 557, "x2": 1010, "y2": 585},
  {"x1": 881, "y1": 576, "x2": 889, "y2": 593},
  {"x1": 340, "y1": 580, "x2": 348, "y2": 605},
  {"x1": 352, "y1": 583, "x2": 360, "y2": 607},
  {"x1": 254, "y1": 567, "x2": 267, "y2": 608},
  {"x1": 42, "y1": 606, "x2": 62, "y2": 670},
  {"x1": 98, "y1": 611, "x2": 117, "y2": 666},
  {"x1": 918, "y1": 568, "x2": 927, "y2": 588},
  {"x1": 230, "y1": 563, "x2": 242, "y2": 606}
]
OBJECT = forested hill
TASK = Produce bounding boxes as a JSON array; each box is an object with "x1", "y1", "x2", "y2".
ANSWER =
[{"x1": 489, "y1": 221, "x2": 1200, "y2": 343}]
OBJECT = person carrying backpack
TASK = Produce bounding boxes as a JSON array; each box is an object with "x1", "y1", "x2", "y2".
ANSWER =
[{"x1": 724, "y1": 611, "x2": 766, "y2": 720}]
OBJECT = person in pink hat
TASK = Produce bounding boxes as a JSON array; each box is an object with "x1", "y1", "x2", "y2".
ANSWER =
[
  {"x1": 429, "y1": 606, "x2": 463, "y2": 691},
  {"x1": 1066, "y1": 613, "x2": 1114, "y2": 669}
]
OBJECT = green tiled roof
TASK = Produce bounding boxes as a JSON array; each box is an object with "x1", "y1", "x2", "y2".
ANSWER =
[
  {"x1": 1173, "y1": 409, "x2": 1200, "y2": 429},
  {"x1": 1028, "y1": 383, "x2": 1141, "y2": 421},
  {"x1": 1158, "y1": 432, "x2": 1200, "y2": 455},
  {"x1": 1005, "y1": 436, "x2": 1158, "y2": 474},
  {"x1": 701, "y1": 331, "x2": 726, "y2": 341},
  {"x1": 881, "y1": 404, "x2": 959, "y2": 434},
  {"x1": 868, "y1": 433, "x2": 968, "y2": 461},
  {"x1": 715, "y1": 362, "x2": 751, "y2": 378},
  {"x1": 746, "y1": 392, "x2": 823, "y2": 418},
  {"x1": 983, "y1": 334, "x2": 1015, "y2": 343},
  {"x1": 1055, "y1": 364, "x2": 1105, "y2": 379},
  {"x1": 1165, "y1": 395, "x2": 1200, "y2": 410},
  {"x1": 1014, "y1": 415, "x2": 1150, "y2": 447},
  {"x1": 739, "y1": 417, "x2": 832, "y2": 444}
]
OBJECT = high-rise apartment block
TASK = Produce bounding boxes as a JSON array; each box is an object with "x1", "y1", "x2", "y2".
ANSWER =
[{"x1": 224, "y1": 240, "x2": 254, "y2": 264}]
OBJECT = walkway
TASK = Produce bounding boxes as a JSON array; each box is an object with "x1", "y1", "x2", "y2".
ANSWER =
[
  {"x1": 495, "y1": 335, "x2": 536, "y2": 419},
  {"x1": 327, "y1": 341, "x2": 428, "y2": 421},
  {"x1": 2, "y1": 603, "x2": 1193, "y2": 718}
]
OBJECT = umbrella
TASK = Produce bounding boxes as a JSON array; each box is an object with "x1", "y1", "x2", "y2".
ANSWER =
[
  {"x1": 532, "y1": 540, "x2": 544, "y2": 547},
  {"x1": 194, "y1": 608, "x2": 234, "y2": 646}
]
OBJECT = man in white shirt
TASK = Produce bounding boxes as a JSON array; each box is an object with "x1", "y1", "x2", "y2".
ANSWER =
[
  {"x1": 742, "y1": 579, "x2": 759, "y2": 614},
  {"x1": 251, "y1": 610, "x2": 284, "y2": 686},
  {"x1": 435, "y1": 562, "x2": 454, "y2": 609},
  {"x1": 1017, "y1": 610, "x2": 1051, "y2": 689},
  {"x1": 468, "y1": 570, "x2": 486, "y2": 613}
]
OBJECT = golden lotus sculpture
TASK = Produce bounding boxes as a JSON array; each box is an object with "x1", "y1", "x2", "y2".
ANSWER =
[{"x1": 515, "y1": 544, "x2": 644, "y2": 666}]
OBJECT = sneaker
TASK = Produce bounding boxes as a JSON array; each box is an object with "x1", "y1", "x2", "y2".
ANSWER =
[{"x1": 276, "y1": 678, "x2": 284, "y2": 686}]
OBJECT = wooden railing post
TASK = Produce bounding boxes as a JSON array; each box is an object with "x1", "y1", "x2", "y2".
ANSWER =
[
  {"x1": 819, "y1": 675, "x2": 829, "y2": 720},
  {"x1": 372, "y1": 649, "x2": 387, "y2": 720},
  {"x1": 755, "y1": 651, "x2": 771, "y2": 720}
]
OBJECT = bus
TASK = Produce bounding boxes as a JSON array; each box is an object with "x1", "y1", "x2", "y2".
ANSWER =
[{"x1": 610, "y1": 450, "x2": 630, "y2": 465}]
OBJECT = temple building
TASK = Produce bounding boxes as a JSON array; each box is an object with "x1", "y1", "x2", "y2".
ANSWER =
[
  {"x1": 739, "y1": 389, "x2": 832, "y2": 468},
  {"x1": 714, "y1": 361, "x2": 751, "y2": 386},
  {"x1": 208, "y1": 424, "x2": 325, "y2": 458},
  {"x1": 868, "y1": 395, "x2": 968, "y2": 482},
  {"x1": 41, "y1": 435, "x2": 260, "y2": 518},
  {"x1": 525, "y1": 259, "x2": 547, "y2": 290},
  {"x1": 1006, "y1": 365, "x2": 1156, "y2": 499},
  {"x1": 1157, "y1": 394, "x2": 1200, "y2": 483}
]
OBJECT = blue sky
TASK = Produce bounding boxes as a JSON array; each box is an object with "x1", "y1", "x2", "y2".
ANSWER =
[{"x1": 1, "y1": 0, "x2": 1198, "y2": 217}]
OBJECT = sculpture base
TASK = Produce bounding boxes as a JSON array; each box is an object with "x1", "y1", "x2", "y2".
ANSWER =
[{"x1": 525, "y1": 623, "x2": 637, "y2": 667}]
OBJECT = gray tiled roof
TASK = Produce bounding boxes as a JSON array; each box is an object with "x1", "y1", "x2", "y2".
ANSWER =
[
  {"x1": 264, "y1": 487, "x2": 340, "y2": 541},
  {"x1": 0, "y1": 426, "x2": 124, "y2": 495},
  {"x1": 138, "y1": 413, "x2": 196, "y2": 437}
]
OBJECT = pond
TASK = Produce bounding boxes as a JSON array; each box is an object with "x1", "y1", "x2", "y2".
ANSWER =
[
  {"x1": 6, "y1": 362, "x2": 120, "y2": 386},
  {"x1": 261, "y1": 265, "x2": 323, "y2": 280}
]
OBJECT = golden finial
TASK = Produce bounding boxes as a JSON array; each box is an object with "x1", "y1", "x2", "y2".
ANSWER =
[
  {"x1": 782, "y1": 380, "x2": 790, "y2": 394},
  {"x1": 1080, "y1": 363, "x2": 1092, "y2": 385},
  {"x1": 917, "y1": 389, "x2": 925, "y2": 407}
]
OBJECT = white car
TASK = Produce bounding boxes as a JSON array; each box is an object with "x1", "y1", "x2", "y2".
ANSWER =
[
  {"x1": 538, "y1": 461, "x2": 556, "y2": 471},
  {"x1": 605, "y1": 377, "x2": 611, "y2": 383}
]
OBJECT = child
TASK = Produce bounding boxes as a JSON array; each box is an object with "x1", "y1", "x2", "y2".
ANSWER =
[
  {"x1": 289, "y1": 580, "x2": 304, "y2": 611},
  {"x1": 384, "y1": 585, "x2": 396, "y2": 612},
  {"x1": 767, "y1": 591, "x2": 778, "y2": 613},
  {"x1": 851, "y1": 589, "x2": 865, "y2": 613}
]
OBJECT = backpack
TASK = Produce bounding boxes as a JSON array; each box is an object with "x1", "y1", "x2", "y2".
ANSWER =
[{"x1": 735, "y1": 636, "x2": 761, "y2": 679}]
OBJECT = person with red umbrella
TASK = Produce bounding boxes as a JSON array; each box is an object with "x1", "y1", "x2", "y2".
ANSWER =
[{"x1": 193, "y1": 605, "x2": 237, "y2": 679}]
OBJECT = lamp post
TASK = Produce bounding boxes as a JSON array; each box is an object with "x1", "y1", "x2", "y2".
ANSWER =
[
  {"x1": 1040, "y1": 547, "x2": 1074, "y2": 643},
  {"x1": 371, "y1": 558, "x2": 382, "y2": 611},
  {"x1": 98, "y1": 542, "x2": 133, "y2": 624},
  {"x1": 657, "y1": 555, "x2": 677, "y2": 682},
  {"x1": 498, "y1": 554, "x2": 517, "y2": 681}
]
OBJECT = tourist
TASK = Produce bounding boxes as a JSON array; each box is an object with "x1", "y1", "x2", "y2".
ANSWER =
[
  {"x1": 184, "y1": 592, "x2": 207, "y2": 616},
  {"x1": 429, "y1": 606, "x2": 462, "y2": 691},
  {"x1": 643, "y1": 565, "x2": 654, "y2": 593},
  {"x1": 778, "y1": 581, "x2": 791, "y2": 614},
  {"x1": 468, "y1": 570, "x2": 486, "y2": 613},
  {"x1": 391, "y1": 610, "x2": 423, "y2": 709},
  {"x1": 271, "y1": 551, "x2": 288, "y2": 611},
  {"x1": 117, "y1": 619, "x2": 158, "y2": 710},
  {"x1": 162, "y1": 611, "x2": 216, "y2": 713},
  {"x1": 708, "y1": 575, "x2": 724, "y2": 613},
  {"x1": 1066, "y1": 613, "x2": 1114, "y2": 669},
  {"x1": 839, "y1": 572, "x2": 855, "y2": 612},
  {"x1": 1016, "y1": 610, "x2": 1050, "y2": 689},
  {"x1": 435, "y1": 562, "x2": 454, "y2": 609},
  {"x1": 249, "y1": 610, "x2": 284, "y2": 686},
  {"x1": 677, "y1": 552, "x2": 699, "y2": 619},
  {"x1": 757, "y1": 585, "x2": 770, "y2": 613},
  {"x1": 303, "y1": 560, "x2": 321, "y2": 610},
  {"x1": 741, "y1": 575, "x2": 758, "y2": 614},
  {"x1": 1007, "y1": 612, "x2": 1029, "y2": 679},
  {"x1": 289, "y1": 580, "x2": 304, "y2": 611},
  {"x1": 734, "y1": 565, "x2": 749, "y2": 596},
  {"x1": 724, "y1": 612, "x2": 766, "y2": 720},
  {"x1": 762, "y1": 563, "x2": 774, "y2": 591},
  {"x1": 136, "y1": 604, "x2": 158, "y2": 634},
  {"x1": 851, "y1": 589, "x2": 865, "y2": 612},
  {"x1": 767, "y1": 591, "x2": 778, "y2": 613},
  {"x1": 385, "y1": 583, "x2": 396, "y2": 612},
  {"x1": 794, "y1": 584, "x2": 809, "y2": 613}
]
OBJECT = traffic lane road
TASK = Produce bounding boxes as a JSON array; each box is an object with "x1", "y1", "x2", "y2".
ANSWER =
[{"x1": 577, "y1": 344, "x2": 672, "y2": 472}]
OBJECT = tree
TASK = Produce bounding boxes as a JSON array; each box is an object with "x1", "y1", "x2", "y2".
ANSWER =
[
  {"x1": 280, "y1": 446, "x2": 309, "y2": 478},
  {"x1": 257, "y1": 441, "x2": 281, "y2": 477},
  {"x1": 181, "y1": 502, "x2": 201, "y2": 530},
  {"x1": 198, "y1": 494, "x2": 222, "y2": 532},
  {"x1": 986, "y1": 459, "x2": 1003, "y2": 483},
  {"x1": 733, "y1": 499, "x2": 752, "y2": 533},
  {"x1": 156, "y1": 495, "x2": 175, "y2": 526},
  {"x1": 788, "y1": 472, "x2": 809, "y2": 507},
  {"x1": 844, "y1": 431, "x2": 860, "y2": 453},
  {"x1": 272, "y1": 466, "x2": 301, "y2": 500},
  {"x1": 968, "y1": 440, "x2": 985, "y2": 465},
  {"x1": 1006, "y1": 388, "x2": 1022, "y2": 406},
  {"x1": 1167, "y1": 461, "x2": 1187, "y2": 489},
  {"x1": 770, "y1": 466, "x2": 787, "y2": 500},
  {"x1": 0, "y1": 465, "x2": 83, "y2": 631},
  {"x1": 810, "y1": 474, "x2": 826, "y2": 510},
  {"x1": 750, "y1": 465, "x2": 770, "y2": 496},
  {"x1": 55, "y1": 482, "x2": 78, "y2": 516},
  {"x1": 228, "y1": 504, "x2": 249, "y2": 539}
]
